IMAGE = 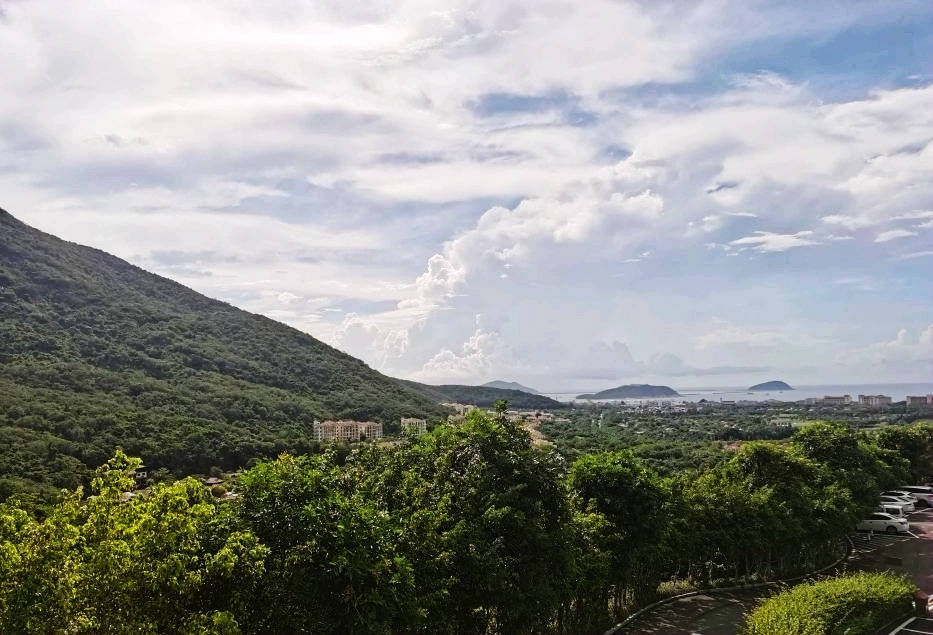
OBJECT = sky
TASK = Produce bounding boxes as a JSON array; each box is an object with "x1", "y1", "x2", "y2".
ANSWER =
[{"x1": 1, "y1": 0, "x2": 931, "y2": 391}]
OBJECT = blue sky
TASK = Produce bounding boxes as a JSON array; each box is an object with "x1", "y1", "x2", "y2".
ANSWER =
[{"x1": 1, "y1": 0, "x2": 931, "y2": 389}]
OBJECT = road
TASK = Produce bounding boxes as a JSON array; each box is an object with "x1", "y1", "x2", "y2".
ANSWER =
[{"x1": 614, "y1": 507, "x2": 933, "y2": 635}]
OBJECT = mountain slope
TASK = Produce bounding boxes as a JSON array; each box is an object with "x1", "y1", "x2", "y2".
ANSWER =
[
  {"x1": 576, "y1": 384, "x2": 680, "y2": 399},
  {"x1": 481, "y1": 380, "x2": 541, "y2": 395},
  {"x1": 0, "y1": 208, "x2": 445, "y2": 497},
  {"x1": 402, "y1": 381, "x2": 562, "y2": 409}
]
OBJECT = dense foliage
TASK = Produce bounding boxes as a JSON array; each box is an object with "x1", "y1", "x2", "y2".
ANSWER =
[
  {"x1": 0, "y1": 209, "x2": 449, "y2": 497},
  {"x1": 744, "y1": 572, "x2": 916, "y2": 635},
  {"x1": 1, "y1": 412, "x2": 928, "y2": 634}
]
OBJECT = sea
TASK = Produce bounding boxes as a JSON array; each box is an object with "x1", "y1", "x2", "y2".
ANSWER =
[{"x1": 543, "y1": 382, "x2": 933, "y2": 404}]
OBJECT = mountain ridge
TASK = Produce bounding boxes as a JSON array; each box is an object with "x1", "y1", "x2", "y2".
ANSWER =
[
  {"x1": 0, "y1": 208, "x2": 446, "y2": 497},
  {"x1": 402, "y1": 380, "x2": 562, "y2": 409},
  {"x1": 481, "y1": 380, "x2": 541, "y2": 395}
]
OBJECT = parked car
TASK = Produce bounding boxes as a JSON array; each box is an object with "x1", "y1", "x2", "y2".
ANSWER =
[
  {"x1": 876, "y1": 504, "x2": 906, "y2": 518},
  {"x1": 898, "y1": 486, "x2": 933, "y2": 508},
  {"x1": 856, "y1": 512, "x2": 910, "y2": 535},
  {"x1": 880, "y1": 496, "x2": 915, "y2": 512},
  {"x1": 882, "y1": 490, "x2": 919, "y2": 503}
]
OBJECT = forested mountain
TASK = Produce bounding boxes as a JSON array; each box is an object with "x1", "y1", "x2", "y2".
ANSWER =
[
  {"x1": 402, "y1": 380, "x2": 562, "y2": 409},
  {"x1": 481, "y1": 380, "x2": 541, "y2": 394},
  {"x1": 0, "y1": 208, "x2": 445, "y2": 498},
  {"x1": 576, "y1": 384, "x2": 680, "y2": 399},
  {"x1": 749, "y1": 380, "x2": 793, "y2": 391}
]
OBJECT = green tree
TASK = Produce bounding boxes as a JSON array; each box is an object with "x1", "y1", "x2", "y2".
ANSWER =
[
  {"x1": 0, "y1": 450, "x2": 266, "y2": 633},
  {"x1": 356, "y1": 409, "x2": 574, "y2": 633}
]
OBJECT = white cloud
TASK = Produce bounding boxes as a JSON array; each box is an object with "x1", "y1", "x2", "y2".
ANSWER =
[
  {"x1": 875, "y1": 229, "x2": 918, "y2": 243},
  {"x1": 1, "y1": 1, "x2": 931, "y2": 386},
  {"x1": 895, "y1": 250, "x2": 933, "y2": 261},
  {"x1": 821, "y1": 214, "x2": 875, "y2": 230},
  {"x1": 729, "y1": 231, "x2": 819, "y2": 253}
]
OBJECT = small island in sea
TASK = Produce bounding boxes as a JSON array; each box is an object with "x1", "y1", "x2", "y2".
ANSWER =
[
  {"x1": 748, "y1": 380, "x2": 793, "y2": 391},
  {"x1": 576, "y1": 384, "x2": 680, "y2": 399}
]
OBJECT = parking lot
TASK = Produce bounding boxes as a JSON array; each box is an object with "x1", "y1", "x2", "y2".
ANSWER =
[
  {"x1": 851, "y1": 506, "x2": 933, "y2": 595},
  {"x1": 615, "y1": 507, "x2": 933, "y2": 634}
]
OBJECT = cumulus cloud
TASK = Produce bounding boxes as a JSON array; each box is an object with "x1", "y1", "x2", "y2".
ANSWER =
[{"x1": 1, "y1": 1, "x2": 931, "y2": 386}]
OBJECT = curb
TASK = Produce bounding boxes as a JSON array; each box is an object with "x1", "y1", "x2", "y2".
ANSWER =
[{"x1": 604, "y1": 537, "x2": 854, "y2": 634}]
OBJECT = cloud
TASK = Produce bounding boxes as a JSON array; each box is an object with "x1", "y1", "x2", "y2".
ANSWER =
[
  {"x1": 821, "y1": 214, "x2": 875, "y2": 230},
  {"x1": 895, "y1": 250, "x2": 933, "y2": 261},
  {"x1": 875, "y1": 229, "x2": 918, "y2": 243},
  {"x1": 729, "y1": 231, "x2": 819, "y2": 252},
  {"x1": 1, "y1": 1, "x2": 931, "y2": 386}
]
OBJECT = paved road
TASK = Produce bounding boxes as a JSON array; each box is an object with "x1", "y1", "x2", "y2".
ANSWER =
[
  {"x1": 615, "y1": 507, "x2": 933, "y2": 635},
  {"x1": 889, "y1": 616, "x2": 933, "y2": 634}
]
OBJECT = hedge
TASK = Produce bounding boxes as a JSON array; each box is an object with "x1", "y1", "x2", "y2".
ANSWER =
[{"x1": 744, "y1": 571, "x2": 916, "y2": 635}]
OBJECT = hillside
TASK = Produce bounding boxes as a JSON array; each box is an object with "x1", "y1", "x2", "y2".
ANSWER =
[
  {"x1": 0, "y1": 208, "x2": 445, "y2": 498},
  {"x1": 481, "y1": 380, "x2": 541, "y2": 394},
  {"x1": 576, "y1": 384, "x2": 680, "y2": 399},
  {"x1": 403, "y1": 381, "x2": 562, "y2": 409},
  {"x1": 749, "y1": 380, "x2": 794, "y2": 391}
]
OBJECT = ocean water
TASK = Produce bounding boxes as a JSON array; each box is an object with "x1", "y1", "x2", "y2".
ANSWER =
[{"x1": 545, "y1": 382, "x2": 933, "y2": 404}]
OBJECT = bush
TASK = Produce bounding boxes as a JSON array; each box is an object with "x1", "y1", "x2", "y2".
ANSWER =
[{"x1": 744, "y1": 572, "x2": 916, "y2": 635}]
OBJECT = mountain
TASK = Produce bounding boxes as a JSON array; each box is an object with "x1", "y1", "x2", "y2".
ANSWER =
[
  {"x1": 481, "y1": 380, "x2": 541, "y2": 395},
  {"x1": 0, "y1": 208, "x2": 446, "y2": 498},
  {"x1": 576, "y1": 384, "x2": 680, "y2": 399},
  {"x1": 403, "y1": 381, "x2": 562, "y2": 409},
  {"x1": 749, "y1": 380, "x2": 793, "y2": 391}
]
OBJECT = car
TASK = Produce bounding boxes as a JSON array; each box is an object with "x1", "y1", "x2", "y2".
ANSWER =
[
  {"x1": 882, "y1": 490, "x2": 919, "y2": 503},
  {"x1": 856, "y1": 512, "x2": 910, "y2": 535},
  {"x1": 880, "y1": 496, "x2": 915, "y2": 512},
  {"x1": 876, "y1": 504, "x2": 906, "y2": 518},
  {"x1": 898, "y1": 486, "x2": 933, "y2": 508}
]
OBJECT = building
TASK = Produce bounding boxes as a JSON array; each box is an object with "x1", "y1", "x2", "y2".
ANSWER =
[
  {"x1": 400, "y1": 417, "x2": 427, "y2": 436},
  {"x1": 442, "y1": 402, "x2": 473, "y2": 414},
  {"x1": 313, "y1": 420, "x2": 383, "y2": 442},
  {"x1": 858, "y1": 394, "x2": 892, "y2": 407},
  {"x1": 906, "y1": 395, "x2": 933, "y2": 407},
  {"x1": 822, "y1": 395, "x2": 851, "y2": 405}
]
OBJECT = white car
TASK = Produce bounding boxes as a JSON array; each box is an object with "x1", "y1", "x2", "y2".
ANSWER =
[
  {"x1": 877, "y1": 504, "x2": 906, "y2": 518},
  {"x1": 882, "y1": 490, "x2": 919, "y2": 504},
  {"x1": 880, "y1": 496, "x2": 915, "y2": 512},
  {"x1": 898, "y1": 486, "x2": 933, "y2": 508},
  {"x1": 857, "y1": 512, "x2": 910, "y2": 535}
]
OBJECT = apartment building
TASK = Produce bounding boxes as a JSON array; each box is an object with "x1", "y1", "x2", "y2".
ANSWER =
[
  {"x1": 400, "y1": 417, "x2": 428, "y2": 436},
  {"x1": 858, "y1": 394, "x2": 892, "y2": 407},
  {"x1": 313, "y1": 420, "x2": 383, "y2": 442}
]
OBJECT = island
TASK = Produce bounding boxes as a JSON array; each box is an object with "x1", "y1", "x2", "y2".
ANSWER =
[
  {"x1": 748, "y1": 380, "x2": 793, "y2": 391},
  {"x1": 482, "y1": 380, "x2": 541, "y2": 395},
  {"x1": 576, "y1": 384, "x2": 680, "y2": 399}
]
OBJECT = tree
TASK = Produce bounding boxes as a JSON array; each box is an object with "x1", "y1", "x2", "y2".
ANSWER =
[
  {"x1": 876, "y1": 423, "x2": 933, "y2": 483},
  {"x1": 0, "y1": 450, "x2": 266, "y2": 633},
  {"x1": 354, "y1": 409, "x2": 574, "y2": 634},
  {"x1": 234, "y1": 452, "x2": 418, "y2": 634},
  {"x1": 568, "y1": 451, "x2": 666, "y2": 607}
]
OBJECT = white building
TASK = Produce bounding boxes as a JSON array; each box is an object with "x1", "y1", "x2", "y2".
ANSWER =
[
  {"x1": 313, "y1": 420, "x2": 383, "y2": 442},
  {"x1": 858, "y1": 394, "x2": 892, "y2": 407},
  {"x1": 401, "y1": 417, "x2": 427, "y2": 436}
]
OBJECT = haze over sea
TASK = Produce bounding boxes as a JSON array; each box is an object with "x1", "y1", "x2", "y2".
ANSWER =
[{"x1": 548, "y1": 383, "x2": 933, "y2": 403}]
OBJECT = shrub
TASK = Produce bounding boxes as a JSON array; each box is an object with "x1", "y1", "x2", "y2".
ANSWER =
[{"x1": 744, "y1": 572, "x2": 916, "y2": 635}]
